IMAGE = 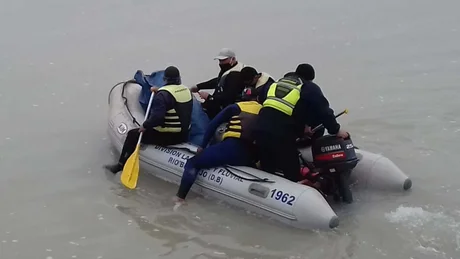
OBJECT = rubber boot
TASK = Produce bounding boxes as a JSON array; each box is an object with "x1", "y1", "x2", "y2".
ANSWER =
[{"x1": 103, "y1": 163, "x2": 123, "y2": 174}]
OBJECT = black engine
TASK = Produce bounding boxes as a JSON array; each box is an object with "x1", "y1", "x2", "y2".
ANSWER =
[{"x1": 302, "y1": 134, "x2": 359, "y2": 204}]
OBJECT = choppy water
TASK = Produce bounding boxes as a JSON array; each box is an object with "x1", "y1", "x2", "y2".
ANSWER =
[{"x1": 1, "y1": 0, "x2": 459, "y2": 258}]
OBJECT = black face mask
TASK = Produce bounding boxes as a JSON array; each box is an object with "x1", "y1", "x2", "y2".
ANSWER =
[{"x1": 219, "y1": 63, "x2": 233, "y2": 71}]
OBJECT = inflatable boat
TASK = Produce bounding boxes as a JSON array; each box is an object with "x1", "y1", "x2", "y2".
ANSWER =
[{"x1": 106, "y1": 80, "x2": 412, "y2": 230}]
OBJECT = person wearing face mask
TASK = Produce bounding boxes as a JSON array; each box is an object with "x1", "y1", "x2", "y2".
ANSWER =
[
  {"x1": 252, "y1": 63, "x2": 350, "y2": 183},
  {"x1": 240, "y1": 66, "x2": 275, "y2": 104},
  {"x1": 190, "y1": 48, "x2": 246, "y2": 119}
]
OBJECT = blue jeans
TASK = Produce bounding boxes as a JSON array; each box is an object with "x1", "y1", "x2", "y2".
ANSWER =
[{"x1": 176, "y1": 138, "x2": 255, "y2": 199}]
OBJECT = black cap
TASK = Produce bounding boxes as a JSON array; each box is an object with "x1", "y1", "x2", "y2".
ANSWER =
[
  {"x1": 240, "y1": 66, "x2": 259, "y2": 82},
  {"x1": 295, "y1": 63, "x2": 315, "y2": 81},
  {"x1": 164, "y1": 66, "x2": 180, "y2": 80}
]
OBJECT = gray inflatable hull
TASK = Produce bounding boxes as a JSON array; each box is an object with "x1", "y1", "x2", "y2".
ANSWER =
[{"x1": 106, "y1": 82, "x2": 412, "y2": 230}]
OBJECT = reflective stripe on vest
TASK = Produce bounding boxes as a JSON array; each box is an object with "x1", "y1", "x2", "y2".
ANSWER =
[
  {"x1": 262, "y1": 77, "x2": 303, "y2": 116},
  {"x1": 222, "y1": 101, "x2": 262, "y2": 141},
  {"x1": 217, "y1": 62, "x2": 245, "y2": 92},
  {"x1": 153, "y1": 84, "x2": 192, "y2": 133}
]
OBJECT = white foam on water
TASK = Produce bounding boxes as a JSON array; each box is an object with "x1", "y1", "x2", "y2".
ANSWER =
[
  {"x1": 385, "y1": 205, "x2": 460, "y2": 256},
  {"x1": 385, "y1": 205, "x2": 446, "y2": 228},
  {"x1": 213, "y1": 251, "x2": 226, "y2": 256}
]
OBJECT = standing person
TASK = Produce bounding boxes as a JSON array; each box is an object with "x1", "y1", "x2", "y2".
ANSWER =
[{"x1": 253, "y1": 63, "x2": 349, "y2": 182}]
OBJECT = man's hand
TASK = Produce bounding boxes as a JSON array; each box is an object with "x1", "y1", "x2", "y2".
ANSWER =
[
  {"x1": 336, "y1": 129, "x2": 349, "y2": 139},
  {"x1": 196, "y1": 147, "x2": 203, "y2": 154},
  {"x1": 139, "y1": 126, "x2": 146, "y2": 133},
  {"x1": 190, "y1": 85, "x2": 199, "y2": 93},
  {"x1": 198, "y1": 91, "x2": 210, "y2": 100},
  {"x1": 150, "y1": 86, "x2": 159, "y2": 93},
  {"x1": 304, "y1": 125, "x2": 313, "y2": 136}
]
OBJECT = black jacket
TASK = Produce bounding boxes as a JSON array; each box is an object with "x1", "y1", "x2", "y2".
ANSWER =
[{"x1": 255, "y1": 76, "x2": 340, "y2": 139}]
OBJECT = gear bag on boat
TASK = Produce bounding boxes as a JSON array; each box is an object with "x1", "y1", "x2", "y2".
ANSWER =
[{"x1": 134, "y1": 69, "x2": 210, "y2": 146}]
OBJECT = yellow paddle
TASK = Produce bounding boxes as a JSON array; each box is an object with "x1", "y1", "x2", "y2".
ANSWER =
[{"x1": 120, "y1": 91, "x2": 156, "y2": 189}]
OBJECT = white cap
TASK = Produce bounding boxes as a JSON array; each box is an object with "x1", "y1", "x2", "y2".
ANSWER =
[{"x1": 214, "y1": 48, "x2": 236, "y2": 60}]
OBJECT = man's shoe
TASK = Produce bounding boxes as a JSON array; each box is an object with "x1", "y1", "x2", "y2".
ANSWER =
[{"x1": 103, "y1": 164, "x2": 123, "y2": 174}]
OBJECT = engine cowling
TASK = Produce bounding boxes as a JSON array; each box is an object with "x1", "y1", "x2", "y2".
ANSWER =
[{"x1": 311, "y1": 135, "x2": 359, "y2": 173}]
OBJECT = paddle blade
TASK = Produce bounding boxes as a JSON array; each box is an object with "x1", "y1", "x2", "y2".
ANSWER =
[{"x1": 120, "y1": 145, "x2": 141, "y2": 189}]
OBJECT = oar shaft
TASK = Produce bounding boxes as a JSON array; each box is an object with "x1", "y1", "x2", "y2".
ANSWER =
[
  {"x1": 311, "y1": 109, "x2": 348, "y2": 133},
  {"x1": 136, "y1": 92, "x2": 156, "y2": 145}
]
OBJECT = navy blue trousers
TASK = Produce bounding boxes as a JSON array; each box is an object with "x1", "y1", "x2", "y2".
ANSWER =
[{"x1": 176, "y1": 138, "x2": 256, "y2": 199}]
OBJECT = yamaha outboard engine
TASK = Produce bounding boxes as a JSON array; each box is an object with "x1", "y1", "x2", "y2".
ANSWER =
[{"x1": 310, "y1": 134, "x2": 359, "y2": 203}]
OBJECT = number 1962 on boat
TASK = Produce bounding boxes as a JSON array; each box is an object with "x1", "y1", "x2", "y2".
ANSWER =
[{"x1": 270, "y1": 189, "x2": 296, "y2": 206}]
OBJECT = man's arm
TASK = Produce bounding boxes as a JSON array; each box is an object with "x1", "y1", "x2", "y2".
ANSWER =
[
  {"x1": 200, "y1": 104, "x2": 241, "y2": 148},
  {"x1": 142, "y1": 91, "x2": 171, "y2": 129},
  {"x1": 205, "y1": 72, "x2": 243, "y2": 108},
  {"x1": 196, "y1": 77, "x2": 219, "y2": 90},
  {"x1": 302, "y1": 84, "x2": 340, "y2": 135}
]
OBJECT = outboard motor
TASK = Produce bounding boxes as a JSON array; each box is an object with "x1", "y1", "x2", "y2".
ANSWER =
[{"x1": 310, "y1": 134, "x2": 359, "y2": 203}]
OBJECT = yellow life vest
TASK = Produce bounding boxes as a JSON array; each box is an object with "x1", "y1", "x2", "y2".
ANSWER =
[
  {"x1": 222, "y1": 101, "x2": 262, "y2": 141},
  {"x1": 262, "y1": 76, "x2": 304, "y2": 116},
  {"x1": 153, "y1": 84, "x2": 193, "y2": 133}
]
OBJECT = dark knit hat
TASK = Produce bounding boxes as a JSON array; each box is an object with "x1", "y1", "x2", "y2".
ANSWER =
[
  {"x1": 164, "y1": 66, "x2": 180, "y2": 80},
  {"x1": 295, "y1": 63, "x2": 315, "y2": 80},
  {"x1": 240, "y1": 66, "x2": 259, "y2": 82}
]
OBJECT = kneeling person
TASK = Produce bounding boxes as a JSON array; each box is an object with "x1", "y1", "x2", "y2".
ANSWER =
[
  {"x1": 105, "y1": 66, "x2": 193, "y2": 174},
  {"x1": 176, "y1": 87, "x2": 262, "y2": 201}
]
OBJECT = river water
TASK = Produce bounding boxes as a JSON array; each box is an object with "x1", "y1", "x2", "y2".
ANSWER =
[{"x1": 1, "y1": 0, "x2": 459, "y2": 258}]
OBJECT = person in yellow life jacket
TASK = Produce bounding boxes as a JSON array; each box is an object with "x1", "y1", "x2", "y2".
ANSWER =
[
  {"x1": 253, "y1": 63, "x2": 349, "y2": 182},
  {"x1": 190, "y1": 48, "x2": 246, "y2": 119},
  {"x1": 104, "y1": 66, "x2": 193, "y2": 174},
  {"x1": 176, "y1": 86, "x2": 261, "y2": 202},
  {"x1": 240, "y1": 66, "x2": 275, "y2": 103}
]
